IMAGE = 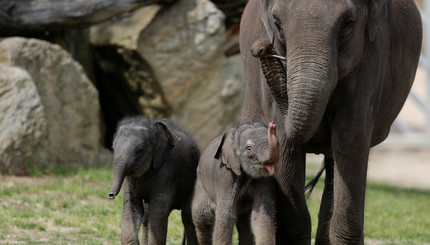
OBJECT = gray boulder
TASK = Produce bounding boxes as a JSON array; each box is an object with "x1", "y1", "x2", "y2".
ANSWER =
[
  {"x1": 137, "y1": 0, "x2": 245, "y2": 146},
  {"x1": 91, "y1": 5, "x2": 172, "y2": 145},
  {"x1": 0, "y1": 64, "x2": 48, "y2": 174},
  {"x1": 0, "y1": 37, "x2": 111, "y2": 174},
  {"x1": 90, "y1": 0, "x2": 245, "y2": 147}
]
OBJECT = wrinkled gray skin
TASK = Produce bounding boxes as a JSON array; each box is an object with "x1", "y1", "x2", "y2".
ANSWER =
[
  {"x1": 192, "y1": 121, "x2": 279, "y2": 245},
  {"x1": 108, "y1": 116, "x2": 199, "y2": 245},
  {"x1": 240, "y1": 0, "x2": 422, "y2": 244}
]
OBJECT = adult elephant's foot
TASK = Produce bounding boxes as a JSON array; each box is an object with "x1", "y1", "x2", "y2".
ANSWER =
[
  {"x1": 276, "y1": 232, "x2": 311, "y2": 244},
  {"x1": 329, "y1": 229, "x2": 364, "y2": 245}
]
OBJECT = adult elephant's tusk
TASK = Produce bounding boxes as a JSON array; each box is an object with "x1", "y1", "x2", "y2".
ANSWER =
[{"x1": 266, "y1": 54, "x2": 288, "y2": 61}]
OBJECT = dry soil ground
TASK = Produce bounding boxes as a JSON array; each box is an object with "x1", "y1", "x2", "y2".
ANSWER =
[{"x1": 307, "y1": 146, "x2": 430, "y2": 190}]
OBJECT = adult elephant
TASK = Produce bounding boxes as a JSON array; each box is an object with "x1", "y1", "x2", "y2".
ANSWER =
[{"x1": 239, "y1": 0, "x2": 422, "y2": 244}]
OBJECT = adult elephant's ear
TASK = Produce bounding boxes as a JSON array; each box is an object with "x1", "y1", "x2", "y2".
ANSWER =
[
  {"x1": 367, "y1": 0, "x2": 388, "y2": 42},
  {"x1": 260, "y1": 0, "x2": 274, "y2": 44},
  {"x1": 153, "y1": 120, "x2": 176, "y2": 170},
  {"x1": 214, "y1": 129, "x2": 241, "y2": 176}
]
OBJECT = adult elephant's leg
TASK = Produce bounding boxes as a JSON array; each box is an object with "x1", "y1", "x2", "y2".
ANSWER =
[
  {"x1": 275, "y1": 139, "x2": 311, "y2": 244},
  {"x1": 330, "y1": 116, "x2": 371, "y2": 244},
  {"x1": 315, "y1": 156, "x2": 334, "y2": 245}
]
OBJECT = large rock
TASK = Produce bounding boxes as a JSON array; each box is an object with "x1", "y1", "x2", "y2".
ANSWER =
[
  {"x1": 92, "y1": 44, "x2": 172, "y2": 146},
  {"x1": 0, "y1": 37, "x2": 111, "y2": 174},
  {"x1": 137, "y1": 0, "x2": 245, "y2": 146},
  {"x1": 91, "y1": 5, "x2": 172, "y2": 146},
  {"x1": 0, "y1": 64, "x2": 48, "y2": 174},
  {"x1": 91, "y1": 0, "x2": 245, "y2": 147}
]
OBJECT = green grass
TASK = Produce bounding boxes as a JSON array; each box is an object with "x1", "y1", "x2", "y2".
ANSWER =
[
  {"x1": 364, "y1": 184, "x2": 430, "y2": 244},
  {"x1": 0, "y1": 166, "x2": 187, "y2": 244},
  {"x1": 305, "y1": 171, "x2": 430, "y2": 245},
  {"x1": 0, "y1": 165, "x2": 429, "y2": 244}
]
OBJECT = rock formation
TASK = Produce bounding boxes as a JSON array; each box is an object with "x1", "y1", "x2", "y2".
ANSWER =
[
  {"x1": 0, "y1": 0, "x2": 246, "y2": 173},
  {"x1": 91, "y1": 0, "x2": 245, "y2": 147},
  {"x1": 0, "y1": 38, "x2": 111, "y2": 174}
]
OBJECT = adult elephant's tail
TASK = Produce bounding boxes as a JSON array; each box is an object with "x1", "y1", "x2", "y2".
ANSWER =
[
  {"x1": 305, "y1": 160, "x2": 325, "y2": 199},
  {"x1": 305, "y1": 156, "x2": 334, "y2": 199}
]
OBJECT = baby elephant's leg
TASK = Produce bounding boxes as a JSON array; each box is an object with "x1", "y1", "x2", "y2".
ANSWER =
[
  {"x1": 213, "y1": 194, "x2": 238, "y2": 245},
  {"x1": 236, "y1": 211, "x2": 255, "y2": 245},
  {"x1": 251, "y1": 179, "x2": 276, "y2": 245},
  {"x1": 121, "y1": 183, "x2": 144, "y2": 245},
  {"x1": 147, "y1": 201, "x2": 170, "y2": 245},
  {"x1": 192, "y1": 182, "x2": 215, "y2": 245},
  {"x1": 181, "y1": 191, "x2": 198, "y2": 245},
  {"x1": 141, "y1": 202, "x2": 149, "y2": 245}
]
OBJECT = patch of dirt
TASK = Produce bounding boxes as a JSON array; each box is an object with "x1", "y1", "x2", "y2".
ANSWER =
[
  {"x1": 307, "y1": 146, "x2": 430, "y2": 190},
  {"x1": 368, "y1": 146, "x2": 430, "y2": 190},
  {"x1": 0, "y1": 175, "x2": 59, "y2": 187}
]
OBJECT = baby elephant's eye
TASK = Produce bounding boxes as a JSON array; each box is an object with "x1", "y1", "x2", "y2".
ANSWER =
[{"x1": 246, "y1": 146, "x2": 253, "y2": 154}]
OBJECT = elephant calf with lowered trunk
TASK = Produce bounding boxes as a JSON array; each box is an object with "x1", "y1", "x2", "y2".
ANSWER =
[
  {"x1": 108, "y1": 116, "x2": 199, "y2": 245},
  {"x1": 192, "y1": 121, "x2": 279, "y2": 245}
]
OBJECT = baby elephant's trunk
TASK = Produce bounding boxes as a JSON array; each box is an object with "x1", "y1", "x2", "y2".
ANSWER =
[
  {"x1": 265, "y1": 122, "x2": 279, "y2": 175},
  {"x1": 108, "y1": 165, "x2": 126, "y2": 200}
]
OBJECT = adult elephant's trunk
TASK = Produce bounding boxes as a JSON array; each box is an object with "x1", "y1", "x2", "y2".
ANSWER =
[
  {"x1": 108, "y1": 161, "x2": 127, "y2": 200},
  {"x1": 286, "y1": 52, "x2": 335, "y2": 144},
  {"x1": 252, "y1": 38, "x2": 336, "y2": 144}
]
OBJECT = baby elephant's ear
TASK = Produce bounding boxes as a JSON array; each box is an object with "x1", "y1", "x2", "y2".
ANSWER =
[
  {"x1": 153, "y1": 120, "x2": 176, "y2": 170},
  {"x1": 214, "y1": 129, "x2": 241, "y2": 176}
]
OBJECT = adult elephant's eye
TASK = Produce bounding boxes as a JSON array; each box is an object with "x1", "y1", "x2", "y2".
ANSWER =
[
  {"x1": 340, "y1": 17, "x2": 356, "y2": 39},
  {"x1": 273, "y1": 15, "x2": 285, "y2": 44},
  {"x1": 273, "y1": 15, "x2": 283, "y2": 32}
]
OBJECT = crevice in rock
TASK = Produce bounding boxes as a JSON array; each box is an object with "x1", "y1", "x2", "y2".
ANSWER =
[{"x1": 93, "y1": 45, "x2": 172, "y2": 148}]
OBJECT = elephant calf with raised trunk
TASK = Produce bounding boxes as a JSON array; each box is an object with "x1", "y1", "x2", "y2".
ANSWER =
[
  {"x1": 108, "y1": 116, "x2": 200, "y2": 245},
  {"x1": 192, "y1": 121, "x2": 279, "y2": 245}
]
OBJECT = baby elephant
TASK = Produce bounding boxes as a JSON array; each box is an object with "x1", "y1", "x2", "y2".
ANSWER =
[
  {"x1": 192, "y1": 121, "x2": 279, "y2": 245},
  {"x1": 108, "y1": 116, "x2": 199, "y2": 245}
]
